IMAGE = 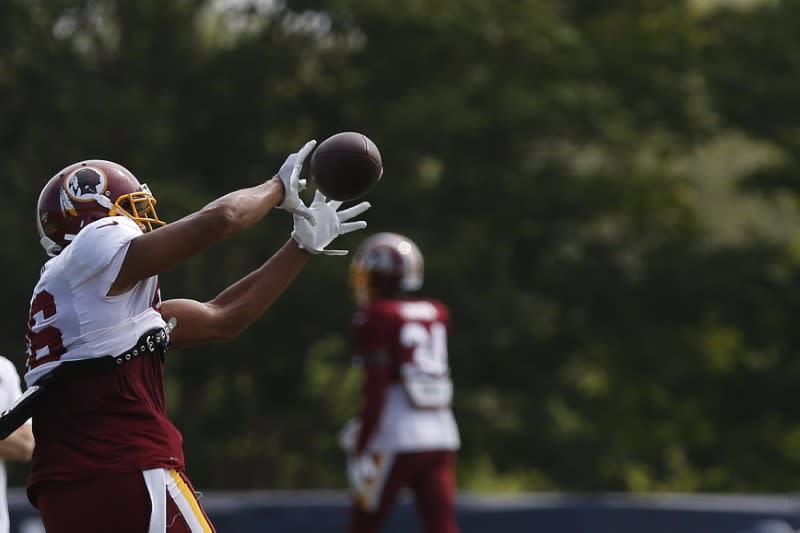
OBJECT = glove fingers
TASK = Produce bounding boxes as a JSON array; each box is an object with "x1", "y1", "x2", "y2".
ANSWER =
[
  {"x1": 294, "y1": 207, "x2": 317, "y2": 226},
  {"x1": 282, "y1": 153, "x2": 298, "y2": 168},
  {"x1": 297, "y1": 178, "x2": 307, "y2": 191},
  {"x1": 313, "y1": 190, "x2": 326, "y2": 204},
  {"x1": 340, "y1": 220, "x2": 367, "y2": 234},
  {"x1": 327, "y1": 199, "x2": 343, "y2": 210},
  {"x1": 295, "y1": 140, "x2": 317, "y2": 166},
  {"x1": 336, "y1": 201, "x2": 371, "y2": 221}
]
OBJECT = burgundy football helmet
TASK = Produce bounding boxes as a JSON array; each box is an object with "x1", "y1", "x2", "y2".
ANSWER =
[
  {"x1": 350, "y1": 232, "x2": 424, "y2": 306},
  {"x1": 37, "y1": 159, "x2": 165, "y2": 256}
]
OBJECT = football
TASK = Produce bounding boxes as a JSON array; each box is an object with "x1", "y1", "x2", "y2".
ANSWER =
[{"x1": 310, "y1": 132, "x2": 383, "y2": 201}]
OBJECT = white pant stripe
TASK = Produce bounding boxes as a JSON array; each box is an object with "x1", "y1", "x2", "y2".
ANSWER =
[
  {"x1": 142, "y1": 468, "x2": 167, "y2": 533},
  {"x1": 142, "y1": 468, "x2": 212, "y2": 533}
]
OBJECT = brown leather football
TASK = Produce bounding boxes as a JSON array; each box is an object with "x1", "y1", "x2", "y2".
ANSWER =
[{"x1": 310, "y1": 132, "x2": 383, "y2": 201}]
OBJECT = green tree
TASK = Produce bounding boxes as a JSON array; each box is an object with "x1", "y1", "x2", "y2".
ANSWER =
[{"x1": 2, "y1": 0, "x2": 800, "y2": 493}]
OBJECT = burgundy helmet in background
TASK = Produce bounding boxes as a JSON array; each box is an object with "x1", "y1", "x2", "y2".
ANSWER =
[{"x1": 349, "y1": 232, "x2": 424, "y2": 306}]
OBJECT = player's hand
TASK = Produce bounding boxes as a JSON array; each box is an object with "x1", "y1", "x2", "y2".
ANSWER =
[
  {"x1": 337, "y1": 418, "x2": 361, "y2": 453},
  {"x1": 291, "y1": 191, "x2": 370, "y2": 255},
  {"x1": 347, "y1": 453, "x2": 379, "y2": 501},
  {"x1": 276, "y1": 140, "x2": 316, "y2": 224}
]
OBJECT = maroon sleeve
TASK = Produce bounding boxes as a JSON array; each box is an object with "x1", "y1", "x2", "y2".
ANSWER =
[
  {"x1": 436, "y1": 300, "x2": 452, "y2": 335},
  {"x1": 356, "y1": 363, "x2": 391, "y2": 454},
  {"x1": 353, "y1": 308, "x2": 393, "y2": 455}
]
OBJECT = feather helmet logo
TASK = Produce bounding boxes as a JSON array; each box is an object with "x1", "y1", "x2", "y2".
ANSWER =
[{"x1": 64, "y1": 168, "x2": 108, "y2": 202}]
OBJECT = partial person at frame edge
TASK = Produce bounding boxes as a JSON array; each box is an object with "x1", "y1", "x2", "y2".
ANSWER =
[{"x1": 0, "y1": 355, "x2": 33, "y2": 533}]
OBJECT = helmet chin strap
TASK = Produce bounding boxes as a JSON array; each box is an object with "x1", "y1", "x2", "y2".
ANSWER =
[{"x1": 40, "y1": 236, "x2": 61, "y2": 257}]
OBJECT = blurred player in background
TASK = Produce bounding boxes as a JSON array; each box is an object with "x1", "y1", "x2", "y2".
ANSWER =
[
  {"x1": 22, "y1": 141, "x2": 370, "y2": 533},
  {"x1": 340, "y1": 233, "x2": 460, "y2": 533},
  {"x1": 0, "y1": 356, "x2": 34, "y2": 533}
]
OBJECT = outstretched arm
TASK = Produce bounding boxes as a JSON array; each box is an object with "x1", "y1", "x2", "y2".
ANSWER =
[
  {"x1": 111, "y1": 141, "x2": 317, "y2": 295},
  {"x1": 160, "y1": 239, "x2": 311, "y2": 350},
  {"x1": 111, "y1": 178, "x2": 286, "y2": 295},
  {"x1": 159, "y1": 191, "x2": 371, "y2": 349}
]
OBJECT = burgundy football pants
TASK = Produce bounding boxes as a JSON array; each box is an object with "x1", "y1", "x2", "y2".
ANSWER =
[
  {"x1": 348, "y1": 450, "x2": 459, "y2": 533},
  {"x1": 35, "y1": 469, "x2": 216, "y2": 533}
]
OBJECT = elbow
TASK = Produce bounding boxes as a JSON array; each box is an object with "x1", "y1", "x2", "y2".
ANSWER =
[
  {"x1": 210, "y1": 309, "x2": 248, "y2": 342},
  {"x1": 20, "y1": 427, "x2": 34, "y2": 461},
  {"x1": 22, "y1": 440, "x2": 34, "y2": 462},
  {"x1": 179, "y1": 304, "x2": 248, "y2": 346},
  {"x1": 202, "y1": 204, "x2": 240, "y2": 239},
  {"x1": 214, "y1": 323, "x2": 245, "y2": 342}
]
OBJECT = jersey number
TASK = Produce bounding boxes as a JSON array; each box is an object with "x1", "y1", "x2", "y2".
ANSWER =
[
  {"x1": 26, "y1": 290, "x2": 65, "y2": 369},
  {"x1": 400, "y1": 322, "x2": 449, "y2": 375}
]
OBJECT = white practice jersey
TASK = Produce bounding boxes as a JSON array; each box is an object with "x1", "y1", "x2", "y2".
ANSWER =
[
  {"x1": 25, "y1": 216, "x2": 166, "y2": 387},
  {"x1": 0, "y1": 356, "x2": 24, "y2": 533},
  {"x1": 369, "y1": 384, "x2": 460, "y2": 453},
  {"x1": 353, "y1": 298, "x2": 460, "y2": 455}
]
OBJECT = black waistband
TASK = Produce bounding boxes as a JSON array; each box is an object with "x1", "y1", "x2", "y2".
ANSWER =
[
  {"x1": 54, "y1": 327, "x2": 170, "y2": 380},
  {"x1": 0, "y1": 326, "x2": 171, "y2": 439}
]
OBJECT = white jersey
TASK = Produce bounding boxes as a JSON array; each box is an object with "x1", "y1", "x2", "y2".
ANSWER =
[
  {"x1": 25, "y1": 216, "x2": 166, "y2": 387},
  {"x1": 368, "y1": 384, "x2": 460, "y2": 453},
  {"x1": 0, "y1": 356, "x2": 24, "y2": 533}
]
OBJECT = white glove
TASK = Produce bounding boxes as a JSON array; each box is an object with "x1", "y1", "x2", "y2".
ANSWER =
[
  {"x1": 291, "y1": 191, "x2": 370, "y2": 255},
  {"x1": 276, "y1": 140, "x2": 316, "y2": 224},
  {"x1": 347, "y1": 453, "x2": 379, "y2": 501},
  {"x1": 337, "y1": 418, "x2": 362, "y2": 453}
]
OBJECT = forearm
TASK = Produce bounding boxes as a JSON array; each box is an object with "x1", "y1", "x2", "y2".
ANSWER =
[
  {"x1": 0, "y1": 423, "x2": 33, "y2": 462},
  {"x1": 113, "y1": 177, "x2": 287, "y2": 292},
  {"x1": 204, "y1": 177, "x2": 285, "y2": 237},
  {"x1": 209, "y1": 239, "x2": 311, "y2": 335},
  {"x1": 160, "y1": 239, "x2": 313, "y2": 349}
]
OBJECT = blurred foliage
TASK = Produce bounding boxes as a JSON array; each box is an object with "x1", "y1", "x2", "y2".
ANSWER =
[{"x1": 2, "y1": 0, "x2": 800, "y2": 493}]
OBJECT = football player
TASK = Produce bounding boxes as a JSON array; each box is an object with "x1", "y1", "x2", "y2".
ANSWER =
[
  {"x1": 22, "y1": 140, "x2": 370, "y2": 533},
  {"x1": 341, "y1": 233, "x2": 461, "y2": 533},
  {"x1": 0, "y1": 356, "x2": 34, "y2": 533}
]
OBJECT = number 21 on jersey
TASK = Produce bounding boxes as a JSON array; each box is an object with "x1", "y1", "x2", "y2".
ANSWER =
[
  {"x1": 399, "y1": 321, "x2": 453, "y2": 409},
  {"x1": 400, "y1": 321, "x2": 449, "y2": 376}
]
